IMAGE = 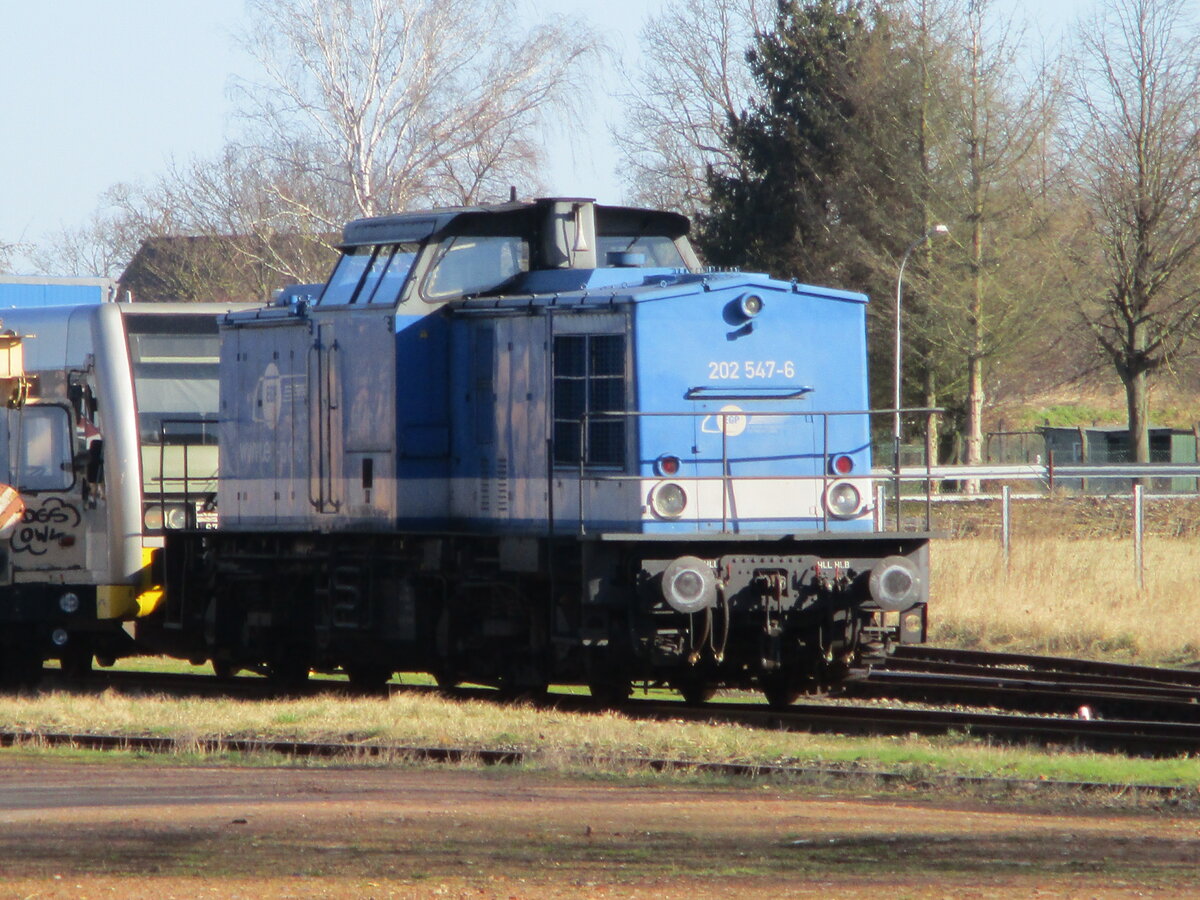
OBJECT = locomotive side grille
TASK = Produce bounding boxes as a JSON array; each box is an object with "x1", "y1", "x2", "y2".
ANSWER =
[
  {"x1": 496, "y1": 457, "x2": 509, "y2": 513},
  {"x1": 552, "y1": 334, "x2": 626, "y2": 468}
]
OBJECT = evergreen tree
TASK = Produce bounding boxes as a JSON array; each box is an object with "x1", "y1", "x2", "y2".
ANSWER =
[
  {"x1": 699, "y1": 0, "x2": 886, "y2": 287},
  {"x1": 699, "y1": 0, "x2": 1060, "y2": 468}
]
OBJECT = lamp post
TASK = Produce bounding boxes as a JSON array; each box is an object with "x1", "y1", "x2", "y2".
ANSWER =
[{"x1": 892, "y1": 223, "x2": 949, "y2": 529}]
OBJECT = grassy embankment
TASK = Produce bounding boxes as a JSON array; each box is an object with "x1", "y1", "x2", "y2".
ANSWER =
[
  {"x1": 4, "y1": 686, "x2": 1200, "y2": 791},
  {"x1": 930, "y1": 495, "x2": 1200, "y2": 666}
]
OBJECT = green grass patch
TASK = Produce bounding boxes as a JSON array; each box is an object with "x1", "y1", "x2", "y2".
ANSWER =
[{"x1": 1020, "y1": 404, "x2": 1126, "y2": 429}]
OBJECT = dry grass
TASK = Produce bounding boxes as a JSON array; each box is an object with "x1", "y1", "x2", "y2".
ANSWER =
[
  {"x1": 0, "y1": 689, "x2": 780, "y2": 765},
  {"x1": 4, "y1": 687, "x2": 1200, "y2": 787},
  {"x1": 931, "y1": 494, "x2": 1200, "y2": 540},
  {"x1": 931, "y1": 534, "x2": 1200, "y2": 665}
]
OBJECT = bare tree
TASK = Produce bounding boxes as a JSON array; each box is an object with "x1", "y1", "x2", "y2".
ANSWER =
[
  {"x1": 617, "y1": 0, "x2": 767, "y2": 218},
  {"x1": 1066, "y1": 0, "x2": 1200, "y2": 462},
  {"x1": 37, "y1": 0, "x2": 599, "y2": 298},
  {"x1": 235, "y1": 0, "x2": 600, "y2": 226},
  {"x1": 0, "y1": 240, "x2": 20, "y2": 274},
  {"x1": 940, "y1": 0, "x2": 1061, "y2": 473}
]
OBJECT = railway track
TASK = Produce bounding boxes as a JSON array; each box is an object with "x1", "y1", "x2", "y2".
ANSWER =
[
  {"x1": 21, "y1": 662, "x2": 1200, "y2": 757},
  {"x1": 847, "y1": 646, "x2": 1200, "y2": 722},
  {"x1": 2, "y1": 726, "x2": 1196, "y2": 801}
]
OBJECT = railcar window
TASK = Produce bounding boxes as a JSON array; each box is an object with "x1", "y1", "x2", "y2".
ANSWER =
[
  {"x1": 423, "y1": 235, "x2": 529, "y2": 301},
  {"x1": 355, "y1": 246, "x2": 394, "y2": 304},
  {"x1": 597, "y1": 235, "x2": 686, "y2": 268},
  {"x1": 9, "y1": 406, "x2": 73, "y2": 491},
  {"x1": 126, "y1": 316, "x2": 220, "y2": 445},
  {"x1": 553, "y1": 334, "x2": 626, "y2": 468}
]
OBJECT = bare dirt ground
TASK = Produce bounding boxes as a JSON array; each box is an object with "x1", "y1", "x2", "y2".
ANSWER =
[{"x1": 1, "y1": 758, "x2": 1199, "y2": 899}]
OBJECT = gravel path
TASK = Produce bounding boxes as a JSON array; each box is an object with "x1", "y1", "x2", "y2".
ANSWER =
[{"x1": 0, "y1": 757, "x2": 1197, "y2": 897}]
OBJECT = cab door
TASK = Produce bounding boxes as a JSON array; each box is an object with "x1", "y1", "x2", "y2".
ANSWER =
[{"x1": 8, "y1": 404, "x2": 90, "y2": 578}]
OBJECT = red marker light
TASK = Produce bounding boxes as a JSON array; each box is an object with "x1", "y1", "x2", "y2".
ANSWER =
[
  {"x1": 657, "y1": 455, "x2": 681, "y2": 476},
  {"x1": 831, "y1": 455, "x2": 854, "y2": 475}
]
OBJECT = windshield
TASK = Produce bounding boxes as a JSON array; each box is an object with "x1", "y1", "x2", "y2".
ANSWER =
[
  {"x1": 125, "y1": 314, "x2": 220, "y2": 445},
  {"x1": 319, "y1": 242, "x2": 420, "y2": 305},
  {"x1": 596, "y1": 235, "x2": 686, "y2": 268},
  {"x1": 4, "y1": 405, "x2": 74, "y2": 491}
]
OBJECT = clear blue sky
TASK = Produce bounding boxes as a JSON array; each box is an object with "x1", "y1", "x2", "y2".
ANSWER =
[{"x1": 0, "y1": 0, "x2": 1085, "y2": 274}]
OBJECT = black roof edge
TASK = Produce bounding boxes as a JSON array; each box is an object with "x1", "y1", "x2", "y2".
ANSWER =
[{"x1": 339, "y1": 197, "x2": 690, "y2": 248}]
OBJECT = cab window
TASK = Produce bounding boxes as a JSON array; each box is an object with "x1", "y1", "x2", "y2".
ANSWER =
[
  {"x1": 319, "y1": 246, "x2": 373, "y2": 305},
  {"x1": 423, "y1": 235, "x2": 528, "y2": 301},
  {"x1": 9, "y1": 406, "x2": 73, "y2": 491},
  {"x1": 319, "y1": 244, "x2": 420, "y2": 306},
  {"x1": 597, "y1": 235, "x2": 686, "y2": 268},
  {"x1": 362, "y1": 245, "x2": 419, "y2": 304}
]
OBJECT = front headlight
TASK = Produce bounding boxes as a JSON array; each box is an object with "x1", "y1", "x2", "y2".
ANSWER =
[
  {"x1": 649, "y1": 482, "x2": 688, "y2": 519},
  {"x1": 145, "y1": 504, "x2": 189, "y2": 531},
  {"x1": 824, "y1": 480, "x2": 865, "y2": 519}
]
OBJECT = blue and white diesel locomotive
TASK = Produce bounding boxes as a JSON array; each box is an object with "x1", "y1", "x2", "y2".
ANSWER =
[{"x1": 145, "y1": 197, "x2": 930, "y2": 704}]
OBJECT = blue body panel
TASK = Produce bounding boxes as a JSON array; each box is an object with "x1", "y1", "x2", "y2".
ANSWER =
[
  {"x1": 218, "y1": 201, "x2": 876, "y2": 539},
  {"x1": 0, "y1": 281, "x2": 112, "y2": 308},
  {"x1": 631, "y1": 274, "x2": 872, "y2": 533}
]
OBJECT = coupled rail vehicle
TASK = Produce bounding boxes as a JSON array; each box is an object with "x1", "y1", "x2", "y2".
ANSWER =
[
  {"x1": 0, "y1": 302, "x2": 255, "y2": 685},
  {"x1": 134, "y1": 197, "x2": 931, "y2": 705}
]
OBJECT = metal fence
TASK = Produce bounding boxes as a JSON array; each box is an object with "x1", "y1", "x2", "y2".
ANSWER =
[{"x1": 873, "y1": 461, "x2": 1200, "y2": 589}]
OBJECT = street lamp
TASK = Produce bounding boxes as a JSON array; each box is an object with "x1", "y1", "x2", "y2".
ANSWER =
[{"x1": 892, "y1": 223, "x2": 949, "y2": 527}]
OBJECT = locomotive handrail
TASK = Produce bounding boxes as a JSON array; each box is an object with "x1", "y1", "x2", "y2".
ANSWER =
[{"x1": 569, "y1": 406, "x2": 938, "y2": 533}]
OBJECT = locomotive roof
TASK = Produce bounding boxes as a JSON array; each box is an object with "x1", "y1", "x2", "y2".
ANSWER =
[
  {"x1": 340, "y1": 197, "x2": 690, "y2": 248},
  {"x1": 450, "y1": 269, "x2": 868, "y2": 313}
]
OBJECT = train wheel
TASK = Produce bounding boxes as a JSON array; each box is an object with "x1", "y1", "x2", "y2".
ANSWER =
[
  {"x1": 59, "y1": 641, "x2": 93, "y2": 681},
  {"x1": 267, "y1": 658, "x2": 310, "y2": 692},
  {"x1": 211, "y1": 660, "x2": 239, "y2": 680},
  {"x1": 433, "y1": 670, "x2": 461, "y2": 690},
  {"x1": 672, "y1": 677, "x2": 716, "y2": 705},
  {"x1": 346, "y1": 664, "x2": 393, "y2": 692},
  {"x1": 0, "y1": 644, "x2": 43, "y2": 691},
  {"x1": 760, "y1": 672, "x2": 802, "y2": 710},
  {"x1": 588, "y1": 678, "x2": 632, "y2": 708}
]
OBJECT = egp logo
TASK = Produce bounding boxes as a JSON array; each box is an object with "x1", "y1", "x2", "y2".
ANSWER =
[
  {"x1": 258, "y1": 362, "x2": 282, "y2": 430},
  {"x1": 701, "y1": 404, "x2": 749, "y2": 437}
]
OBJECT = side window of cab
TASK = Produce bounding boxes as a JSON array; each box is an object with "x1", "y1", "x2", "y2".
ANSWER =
[
  {"x1": 10, "y1": 405, "x2": 74, "y2": 492},
  {"x1": 423, "y1": 236, "x2": 529, "y2": 301}
]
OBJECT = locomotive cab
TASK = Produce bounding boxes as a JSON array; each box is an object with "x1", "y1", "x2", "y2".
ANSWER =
[{"x1": 0, "y1": 312, "x2": 142, "y2": 685}]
